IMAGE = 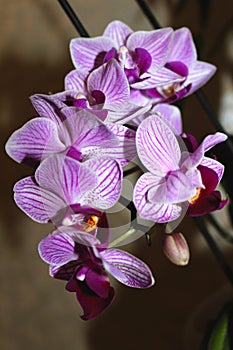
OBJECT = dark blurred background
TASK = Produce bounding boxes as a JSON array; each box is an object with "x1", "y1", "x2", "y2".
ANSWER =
[{"x1": 1, "y1": 1, "x2": 233, "y2": 349}]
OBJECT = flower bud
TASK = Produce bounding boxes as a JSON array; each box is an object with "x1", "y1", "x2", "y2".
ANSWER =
[{"x1": 162, "y1": 232, "x2": 190, "y2": 266}]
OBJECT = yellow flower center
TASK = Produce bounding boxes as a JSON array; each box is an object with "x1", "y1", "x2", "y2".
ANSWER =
[
  {"x1": 189, "y1": 187, "x2": 202, "y2": 204},
  {"x1": 84, "y1": 215, "x2": 100, "y2": 232}
]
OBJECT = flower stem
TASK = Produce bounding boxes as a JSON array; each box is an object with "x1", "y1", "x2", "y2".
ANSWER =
[
  {"x1": 108, "y1": 228, "x2": 136, "y2": 248},
  {"x1": 123, "y1": 165, "x2": 141, "y2": 177},
  {"x1": 207, "y1": 214, "x2": 233, "y2": 244},
  {"x1": 58, "y1": 0, "x2": 89, "y2": 37},
  {"x1": 135, "y1": 0, "x2": 161, "y2": 29},
  {"x1": 193, "y1": 217, "x2": 233, "y2": 287}
]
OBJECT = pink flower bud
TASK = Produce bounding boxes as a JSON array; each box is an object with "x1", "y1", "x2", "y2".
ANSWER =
[{"x1": 162, "y1": 232, "x2": 190, "y2": 266}]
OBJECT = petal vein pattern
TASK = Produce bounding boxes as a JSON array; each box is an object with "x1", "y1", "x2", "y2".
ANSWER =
[{"x1": 136, "y1": 115, "x2": 180, "y2": 174}]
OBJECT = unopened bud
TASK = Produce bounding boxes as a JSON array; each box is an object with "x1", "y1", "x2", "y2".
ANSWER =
[{"x1": 162, "y1": 232, "x2": 190, "y2": 266}]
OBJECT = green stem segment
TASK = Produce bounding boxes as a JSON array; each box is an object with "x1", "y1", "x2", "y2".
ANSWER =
[{"x1": 109, "y1": 228, "x2": 136, "y2": 248}]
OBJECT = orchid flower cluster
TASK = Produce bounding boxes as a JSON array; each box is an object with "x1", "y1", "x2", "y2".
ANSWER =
[{"x1": 6, "y1": 20, "x2": 228, "y2": 320}]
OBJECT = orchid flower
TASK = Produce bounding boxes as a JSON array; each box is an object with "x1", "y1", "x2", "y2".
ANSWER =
[
  {"x1": 69, "y1": 20, "x2": 181, "y2": 92},
  {"x1": 65, "y1": 58, "x2": 150, "y2": 124},
  {"x1": 13, "y1": 155, "x2": 122, "y2": 241},
  {"x1": 142, "y1": 27, "x2": 216, "y2": 103},
  {"x1": 133, "y1": 114, "x2": 227, "y2": 223},
  {"x1": 38, "y1": 229, "x2": 155, "y2": 320},
  {"x1": 5, "y1": 102, "x2": 137, "y2": 167}
]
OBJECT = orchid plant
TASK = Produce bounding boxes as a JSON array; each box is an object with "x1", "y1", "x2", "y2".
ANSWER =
[{"x1": 6, "y1": 13, "x2": 229, "y2": 321}]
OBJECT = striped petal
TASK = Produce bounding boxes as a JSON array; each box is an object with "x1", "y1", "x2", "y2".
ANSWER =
[
  {"x1": 131, "y1": 66, "x2": 183, "y2": 89},
  {"x1": 82, "y1": 158, "x2": 122, "y2": 209},
  {"x1": 185, "y1": 61, "x2": 216, "y2": 96},
  {"x1": 81, "y1": 123, "x2": 136, "y2": 166},
  {"x1": 147, "y1": 170, "x2": 197, "y2": 204},
  {"x1": 70, "y1": 36, "x2": 115, "y2": 71},
  {"x1": 35, "y1": 155, "x2": 97, "y2": 205},
  {"x1": 152, "y1": 104, "x2": 182, "y2": 135},
  {"x1": 100, "y1": 248, "x2": 155, "y2": 288},
  {"x1": 14, "y1": 177, "x2": 66, "y2": 223},
  {"x1": 103, "y1": 20, "x2": 133, "y2": 47},
  {"x1": 127, "y1": 28, "x2": 173, "y2": 70},
  {"x1": 87, "y1": 59, "x2": 129, "y2": 110},
  {"x1": 104, "y1": 103, "x2": 151, "y2": 124},
  {"x1": 64, "y1": 69, "x2": 88, "y2": 92},
  {"x1": 30, "y1": 94, "x2": 66, "y2": 125},
  {"x1": 168, "y1": 27, "x2": 197, "y2": 66},
  {"x1": 5, "y1": 118, "x2": 65, "y2": 164},
  {"x1": 58, "y1": 108, "x2": 118, "y2": 150},
  {"x1": 38, "y1": 231, "x2": 78, "y2": 266},
  {"x1": 133, "y1": 172, "x2": 182, "y2": 223},
  {"x1": 136, "y1": 114, "x2": 181, "y2": 175}
]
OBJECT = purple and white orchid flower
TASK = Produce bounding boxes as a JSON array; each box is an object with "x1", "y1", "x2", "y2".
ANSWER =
[
  {"x1": 13, "y1": 155, "x2": 122, "y2": 240},
  {"x1": 133, "y1": 114, "x2": 227, "y2": 223},
  {"x1": 5, "y1": 100, "x2": 137, "y2": 167},
  {"x1": 69, "y1": 20, "x2": 181, "y2": 92},
  {"x1": 142, "y1": 27, "x2": 216, "y2": 104},
  {"x1": 38, "y1": 229, "x2": 155, "y2": 320},
  {"x1": 65, "y1": 58, "x2": 150, "y2": 124}
]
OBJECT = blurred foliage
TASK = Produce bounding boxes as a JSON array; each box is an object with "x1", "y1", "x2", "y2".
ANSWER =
[{"x1": 203, "y1": 303, "x2": 233, "y2": 349}]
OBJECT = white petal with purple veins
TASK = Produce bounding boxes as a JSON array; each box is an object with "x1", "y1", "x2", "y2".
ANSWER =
[
  {"x1": 202, "y1": 132, "x2": 228, "y2": 152},
  {"x1": 127, "y1": 28, "x2": 173, "y2": 70},
  {"x1": 38, "y1": 232, "x2": 78, "y2": 265},
  {"x1": 152, "y1": 104, "x2": 182, "y2": 135},
  {"x1": 87, "y1": 59, "x2": 129, "y2": 110},
  {"x1": 82, "y1": 158, "x2": 122, "y2": 209},
  {"x1": 105, "y1": 103, "x2": 151, "y2": 124},
  {"x1": 136, "y1": 115, "x2": 181, "y2": 174},
  {"x1": 185, "y1": 61, "x2": 216, "y2": 96},
  {"x1": 30, "y1": 94, "x2": 65, "y2": 125},
  {"x1": 81, "y1": 123, "x2": 136, "y2": 166},
  {"x1": 64, "y1": 69, "x2": 88, "y2": 92},
  {"x1": 168, "y1": 27, "x2": 197, "y2": 66},
  {"x1": 14, "y1": 177, "x2": 66, "y2": 223},
  {"x1": 35, "y1": 155, "x2": 97, "y2": 204},
  {"x1": 133, "y1": 172, "x2": 182, "y2": 222},
  {"x1": 100, "y1": 248, "x2": 155, "y2": 288},
  {"x1": 147, "y1": 170, "x2": 196, "y2": 204},
  {"x1": 103, "y1": 20, "x2": 133, "y2": 47},
  {"x1": 58, "y1": 108, "x2": 118, "y2": 150},
  {"x1": 183, "y1": 132, "x2": 227, "y2": 169},
  {"x1": 5, "y1": 118, "x2": 65, "y2": 163},
  {"x1": 131, "y1": 66, "x2": 183, "y2": 89},
  {"x1": 70, "y1": 36, "x2": 115, "y2": 71}
]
